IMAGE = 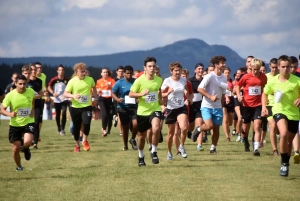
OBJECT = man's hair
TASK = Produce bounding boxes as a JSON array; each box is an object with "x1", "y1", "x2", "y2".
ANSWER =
[
  {"x1": 261, "y1": 61, "x2": 265, "y2": 67},
  {"x1": 72, "y1": 62, "x2": 86, "y2": 78},
  {"x1": 290, "y1": 56, "x2": 298, "y2": 64},
  {"x1": 194, "y1": 63, "x2": 204, "y2": 69},
  {"x1": 57, "y1": 64, "x2": 64, "y2": 70},
  {"x1": 224, "y1": 67, "x2": 231, "y2": 72},
  {"x1": 239, "y1": 66, "x2": 247, "y2": 73},
  {"x1": 16, "y1": 74, "x2": 27, "y2": 82},
  {"x1": 182, "y1": 69, "x2": 189, "y2": 75},
  {"x1": 123, "y1": 65, "x2": 133, "y2": 72},
  {"x1": 169, "y1": 62, "x2": 182, "y2": 71},
  {"x1": 22, "y1": 65, "x2": 31, "y2": 72},
  {"x1": 34, "y1": 62, "x2": 42, "y2": 66},
  {"x1": 247, "y1": 55, "x2": 254, "y2": 59},
  {"x1": 210, "y1": 56, "x2": 226, "y2": 66},
  {"x1": 278, "y1": 55, "x2": 291, "y2": 66},
  {"x1": 144, "y1": 57, "x2": 157, "y2": 66},
  {"x1": 12, "y1": 72, "x2": 18, "y2": 77},
  {"x1": 134, "y1": 70, "x2": 141, "y2": 73},
  {"x1": 270, "y1": 58, "x2": 278, "y2": 65},
  {"x1": 116, "y1": 66, "x2": 123, "y2": 71},
  {"x1": 250, "y1": 58, "x2": 262, "y2": 68}
]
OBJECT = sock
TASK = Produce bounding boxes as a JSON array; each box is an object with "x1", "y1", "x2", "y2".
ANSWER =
[
  {"x1": 138, "y1": 149, "x2": 144, "y2": 158},
  {"x1": 254, "y1": 142, "x2": 260, "y2": 151},
  {"x1": 151, "y1": 145, "x2": 157, "y2": 153},
  {"x1": 281, "y1": 153, "x2": 289, "y2": 164},
  {"x1": 198, "y1": 144, "x2": 202, "y2": 146},
  {"x1": 210, "y1": 144, "x2": 216, "y2": 150},
  {"x1": 149, "y1": 143, "x2": 152, "y2": 148},
  {"x1": 179, "y1": 144, "x2": 183, "y2": 149}
]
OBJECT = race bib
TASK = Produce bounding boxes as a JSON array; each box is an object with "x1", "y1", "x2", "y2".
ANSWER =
[
  {"x1": 226, "y1": 90, "x2": 232, "y2": 96},
  {"x1": 145, "y1": 92, "x2": 157, "y2": 103},
  {"x1": 55, "y1": 85, "x2": 62, "y2": 93},
  {"x1": 78, "y1": 95, "x2": 88, "y2": 103},
  {"x1": 249, "y1": 86, "x2": 261, "y2": 96},
  {"x1": 18, "y1": 108, "x2": 30, "y2": 117},
  {"x1": 172, "y1": 97, "x2": 183, "y2": 106},
  {"x1": 102, "y1": 90, "x2": 111, "y2": 96},
  {"x1": 125, "y1": 95, "x2": 136, "y2": 104}
]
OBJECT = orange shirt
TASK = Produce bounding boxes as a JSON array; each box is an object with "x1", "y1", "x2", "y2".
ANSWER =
[{"x1": 95, "y1": 77, "x2": 115, "y2": 98}]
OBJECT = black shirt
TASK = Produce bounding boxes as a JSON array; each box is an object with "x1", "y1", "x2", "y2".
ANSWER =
[
  {"x1": 5, "y1": 83, "x2": 13, "y2": 94},
  {"x1": 188, "y1": 75, "x2": 203, "y2": 93}
]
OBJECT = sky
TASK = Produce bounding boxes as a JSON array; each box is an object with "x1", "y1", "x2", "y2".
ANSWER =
[{"x1": 0, "y1": 0, "x2": 299, "y2": 62}]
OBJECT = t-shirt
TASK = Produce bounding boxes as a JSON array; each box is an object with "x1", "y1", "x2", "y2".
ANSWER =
[
  {"x1": 161, "y1": 77, "x2": 186, "y2": 109},
  {"x1": 37, "y1": 73, "x2": 46, "y2": 99},
  {"x1": 188, "y1": 75, "x2": 203, "y2": 102},
  {"x1": 5, "y1": 83, "x2": 13, "y2": 94},
  {"x1": 130, "y1": 74, "x2": 162, "y2": 115},
  {"x1": 238, "y1": 73, "x2": 267, "y2": 107},
  {"x1": 65, "y1": 76, "x2": 95, "y2": 108},
  {"x1": 112, "y1": 78, "x2": 137, "y2": 109},
  {"x1": 198, "y1": 71, "x2": 226, "y2": 109},
  {"x1": 264, "y1": 74, "x2": 300, "y2": 121},
  {"x1": 48, "y1": 76, "x2": 69, "y2": 103},
  {"x1": 2, "y1": 88, "x2": 35, "y2": 126},
  {"x1": 266, "y1": 73, "x2": 277, "y2": 106},
  {"x1": 95, "y1": 77, "x2": 115, "y2": 98}
]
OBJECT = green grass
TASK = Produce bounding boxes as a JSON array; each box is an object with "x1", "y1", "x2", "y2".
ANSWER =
[{"x1": 0, "y1": 120, "x2": 299, "y2": 201}]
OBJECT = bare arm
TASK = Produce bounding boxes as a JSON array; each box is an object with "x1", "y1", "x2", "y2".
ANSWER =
[
  {"x1": 129, "y1": 90, "x2": 148, "y2": 98},
  {"x1": 1, "y1": 105, "x2": 16, "y2": 117},
  {"x1": 261, "y1": 92, "x2": 269, "y2": 117},
  {"x1": 112, "y1": 92, "x2": 122, "y2": 103}
]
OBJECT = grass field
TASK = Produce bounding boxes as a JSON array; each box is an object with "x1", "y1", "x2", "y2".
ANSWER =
[{"x1": 0, "y1": 120, "x2": 299, "y2": 201}]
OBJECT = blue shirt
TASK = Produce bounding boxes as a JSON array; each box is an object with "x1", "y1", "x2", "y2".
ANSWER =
[{"x1": 112, "y1": 78, "x2": 137, "y2": 108}]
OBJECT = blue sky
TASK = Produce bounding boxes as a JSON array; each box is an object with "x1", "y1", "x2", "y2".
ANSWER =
[{"x1": 0, "y1": 0, "x2": 299, "y2": 62}]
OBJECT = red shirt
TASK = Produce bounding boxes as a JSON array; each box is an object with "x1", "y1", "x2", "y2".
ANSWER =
[
  {"x1": 184, "y1": 80, "x2": 193, "y2": 101},
  {"x1": 238, "y1": 73, "x2": 267, "y2": 107}
]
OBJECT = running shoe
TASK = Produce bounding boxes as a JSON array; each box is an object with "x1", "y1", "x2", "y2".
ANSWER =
[
  {"x1": 113, "y1": 115, "x2": 118, "y2": 127},
  {"x1": 210, "y1": 148, "x2": 217, "y2": 154},
  {"x1": 159, "y1": 131, "x2": 163, "y2": 143},
  {"x1": 236, "y1": 134, "x2": 241, "y2": 142},
  {"x1": 273, "y1": 150, "x2": 279, "y2": 156},
  {"x1": 253, "y1": 150, "x2": 260, "y2": 156},
  {"x1": 60, "y1": 130, "x2": 66, "y2": 136},
  {"x1": 187, "y1": 131, "x2": 192, "y2": 139},
  {"x1": 197, "y1": 145, "x2": 204, "y2": 151},
  {"x1": 151, "y1": 152, "x2": 160, "y2": 164},
  {"x1": 191, "y1": 127, "x2": 200, "y2": 142},
  {"x1": 23, "y1": 147, "x2": 31, "y2": 161},
  {"x1": 226, "y1": 137, "x2": 231, "y2": 142},
  {"x1": 74, "y1": 146, "x2": 80, "y2": 152},
  {"x1": 82, "y1": 141, "x2": 90, "y2": 151},
  {"x1": 16, "y1": 166, "x2": 23, "y2": 171},
  {"x1": 179, "y1": 146, "x2": 188, "y2": 158},
  {"x1": 102, "y1": 129, "x2": 107, "y2": 137},
  {"x1": 260, "y1": 140, "x2": 264, "y2": 148},
  {"x1": 129, "y1": 139, "x2": 138, "y2": 150},
  {"x1": 245, "y1": 141, "x2": 250, "y2": 152},
  {"x1": 294, "y1": 152, "x2": 300, "y2": 164},
  {"x1": 33, "y1": 145, "x2": 38, "y2": 149},
  {"x1": 149, "y1": 146, "x2": 152, "y2": 152},
  {"x1": 119, "y1": 133, "x2": 122, "y2": 136},
  {"x1": 232, "y1": 129, "x2": 236, "y2": 136},
  {"x1": 138, "y1": 157, "x2": 146, "y2": 167},
  {"x1": 167, "y1": 153, "x2": 173, "y2": 160},
  {"x1": 203, "y1": 135, "x2": 208, "y2": 143},
  {"x1": 176, "y1": 152, "x2": 181, "y2": 156},
  {"x1": 279, "y1": 163, "x2": 289, "y2": 177},
  {"x1": 206, "y1": 130, "x2": 211, "y2": 135},
  {"x1": 241, "y1": 138, "x2": 245, "y2": 143},
  {"x1": 123, "y1": 147, "x2": 128, "y2": 151}
]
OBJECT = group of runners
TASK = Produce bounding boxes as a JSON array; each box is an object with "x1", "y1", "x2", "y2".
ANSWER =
[{"x1": 0, "y1": 54, "x2": 299, "y2": 177}]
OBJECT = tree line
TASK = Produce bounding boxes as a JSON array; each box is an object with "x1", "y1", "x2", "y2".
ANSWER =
[{"x1": 0, "y1": 63, "x2": 116, "y2": 92}]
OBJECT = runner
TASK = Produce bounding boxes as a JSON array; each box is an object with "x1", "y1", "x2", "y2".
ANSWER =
[
  {"x1": 265, "y1": 58, "x2": 279, "y2": 155},
  {"x1": 1, "y1": 75, "x2": 35, "y2": 171},
  {"x1": 197, "y1": 56, "x2": 227, "y2": 153},
  {"x1": 5, "y1": 73, "x2": 18, "y2": 94},
  {"x1": 161, "y1": 62, "x2": 190, "y2": 160},
  {"x1": 129, "y1": 56, "x2": 163, "y2": 166},
  {"x1": 236, "y1": 58, "x2": 267, "y2": 156},
  {"x1": 96, "y1": 68, "x2": 115, "y2": 136},
  {"x1": 113, "y1": 66, "x2": 124, "y2": 136},
  {"x1": 262, "y1": 55, "x2": 300, "y2": 176},
  {"x1": 63, "y1": 62, "x2": 97, "y2": 152},
  {"x1": 259, "y1": 64, "x2": 268, "y2": 147},
  {"x1": 47, "y1": 64, "x2": 69, "y2": 136},
  {"x1": 112, "y1": 65, "x2": 138, "y2": 150},
  {"x1": 222, "y1": 67, "x2": 234, "y2": 142},
  {"x1": 35, "y1": 62, "x2": 46, "y2": 135}
]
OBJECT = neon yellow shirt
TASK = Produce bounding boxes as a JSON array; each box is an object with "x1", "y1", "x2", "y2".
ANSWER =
[
  {"x1": 266, "y1": 73, "x2": 277, "y2": 106},
  {"x1": 2, "y1": 88, "x2": 35, "y2": 127},
  {"x1": 130, "y1": 74, "x2": 162, "y2": 115},
  {"x1": 264, "y1": 74, "x2": 300, "y2": 121},
  {"x1": 65, "y1": 76, "x2": 95, "y2": 108}
]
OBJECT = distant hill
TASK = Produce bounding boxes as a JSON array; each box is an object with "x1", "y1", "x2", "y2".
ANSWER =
[{"x1": 0, "y1": 38, "x2": 245, "y2": 77}]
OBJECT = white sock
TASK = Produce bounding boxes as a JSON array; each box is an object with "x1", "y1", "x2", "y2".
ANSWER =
[
  {"x1": 198, "y1": 144, "x2": 202, "y2": 146},
  {"x1": 179, "y1": 144, "x2": 183, "y2": 149},
  {"x1": 138, "y1": 149, "x2": 144, "y2": 158},
  {"x1": 149, "y1": 143, "x2": 152, "y2": 148},
  {"x1": 151, "y1": 145, "x2": 157, "y2": 153},
  {"x1": 254, "y1": 142, "x2": 260, "y2": 151},
  {"x1": 197, "y1": 127, "x2": 201, "y2": 132},
  {"x1": 210, "y1": 144, "x2": 216, "y2": 150}
]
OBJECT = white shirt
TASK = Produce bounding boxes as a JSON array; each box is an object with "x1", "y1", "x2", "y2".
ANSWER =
[
  {"x1": 198, "y1": 71, "x2": 226, "y2": 109},
  {"x1": 161, "y1": 77, "x2": 186, "y2": 109}
]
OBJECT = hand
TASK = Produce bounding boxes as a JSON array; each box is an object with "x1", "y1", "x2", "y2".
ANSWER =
[
  {"x1": 184, "y1": 99, "x2": 189, "y2": 106},
  {"x1": 29, "y1": 111, "x2": 34, "y2": 118},
  {"x1": 53, "y1": 92, "x2": 59, "y2": 97},
  {"x1": 161, "y1": 105, "x2": 166, "y2": 112},
  {"x1": 74, "y1": 94, "x2": 81, "y2": 100},
  {"x1": 261, "y1": 107, "x2": 268, "y2": 117},
  {"x1": 294, "y1": 98, "x2": 300, "y2": 107},
  {"x1": 209, "y1": 94, "x2": 219, "y2": 102},
  {"x1": 238, "y1": 95, "x2": 243, "y2": 102},
  {"x1": 117, "y1": 98, "x2": 123, "y2": 103},
  {"x1": 225, "y1": 97, "x2": 230, "y2": 104},
  {"x1": 142, "y1": 89, "x2": 149, "y2": 96},
  {"x1": 167, "y1": 87, "x2": 174, "y2": 94},
  {"x1": 159, "y1": 99, "x2": 164, "y2": 105},
  {"x1": 96, "y1": 88, "x2": 100, "y2": 93},
  {"x1": 10, "y1": 112, "x2": 17, "y2": 117},
  {"x1": 189, "y1": 99, "x2": 193, "y2": 105}
]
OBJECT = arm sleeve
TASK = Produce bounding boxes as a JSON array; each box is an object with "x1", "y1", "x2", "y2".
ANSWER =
[
  {"x1": 130, "y1": 78, "x2": 140, "y2": 92},
  {"x1": 198, "y1": 74, "x2": 210, "y2": 89},
  {"x1": 161, "y1": 78, "x2": 168, "y2": 91},
  {"x1": 112, "y1": 80, "x2": 119, "y2": 93},
  {"x1": 65, "y1": 79, "x2": 73, "y2": 93}
]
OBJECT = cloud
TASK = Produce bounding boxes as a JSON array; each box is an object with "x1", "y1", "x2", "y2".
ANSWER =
[
  {"x1": 80, "y1": 37, "x2": 100, "y2": 48},
  {"x1": 61, "y1": 0, "x2": 108, "y2": 10}
]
